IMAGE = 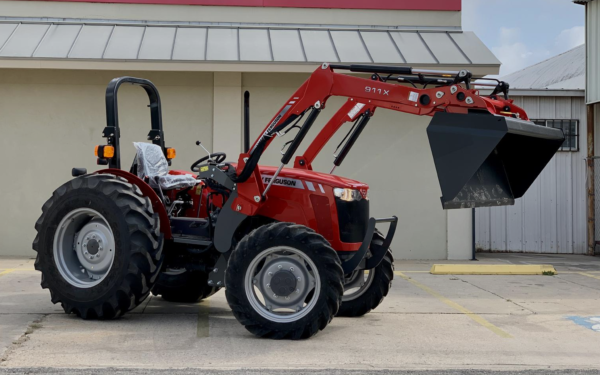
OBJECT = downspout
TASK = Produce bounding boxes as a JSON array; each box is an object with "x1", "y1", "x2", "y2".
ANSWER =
[{"x1": 588, "y1": 104, "x2": 596, "y2": 255}]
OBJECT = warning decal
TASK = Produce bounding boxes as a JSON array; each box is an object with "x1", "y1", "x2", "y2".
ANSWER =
[
  {"x1": 347, "y1": 103, "x2": 366, "y2": 119},
  {"x1": 408, "y1": 91, "x2": 419, "y2": 102}
]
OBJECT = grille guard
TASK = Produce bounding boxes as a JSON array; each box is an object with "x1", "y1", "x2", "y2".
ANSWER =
[{"x1": 341, "y1": 216, "x2": 398, "y2": 274}]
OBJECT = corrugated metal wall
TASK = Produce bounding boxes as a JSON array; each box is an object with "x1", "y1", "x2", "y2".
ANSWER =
[
  {"x1": 476, "y1": 95, "x2": 587, "y2": 253},
  {"x1": 586, "y1": 1, "x2": 599, "y2": 104}
]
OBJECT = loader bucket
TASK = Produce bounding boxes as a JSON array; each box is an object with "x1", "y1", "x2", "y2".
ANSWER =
[{"x1": 427, "y1": 112, "x2": 565, "y2": 209}]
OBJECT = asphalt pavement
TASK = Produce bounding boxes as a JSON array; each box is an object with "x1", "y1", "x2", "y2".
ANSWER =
[{"x1": 2, "y1": 253, "x2": 600, "y2": 373}]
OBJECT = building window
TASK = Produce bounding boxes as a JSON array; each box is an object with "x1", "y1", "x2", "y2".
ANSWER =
[{"x1": 532, "y1": 119, "x2": 579, "y2": 152}]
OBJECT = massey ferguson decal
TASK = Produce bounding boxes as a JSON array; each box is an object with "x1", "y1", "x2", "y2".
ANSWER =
[{"x1": 261, "y1": 175, "x2": 305, "y2": 190}]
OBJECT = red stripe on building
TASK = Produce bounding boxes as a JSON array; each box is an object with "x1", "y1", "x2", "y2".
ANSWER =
[{"x1": 30, "y1": 0, "x2": 461, "y2": 11}]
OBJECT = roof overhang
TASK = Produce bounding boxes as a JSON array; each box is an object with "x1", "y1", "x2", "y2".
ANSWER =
[{"x1": 0, "y1": 19, "x2": 500, "y2": 74}]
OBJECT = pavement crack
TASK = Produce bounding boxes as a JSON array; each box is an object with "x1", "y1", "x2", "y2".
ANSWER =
[
  {"x1": 0, "y1": 314, "x2": 48, "y2": 366},
  {"x1": 555, "y1": 275, "x2": 600, "y2": 291},
  {"x1": 455, "y1": 276, "x2": 537, "y2": 314}
]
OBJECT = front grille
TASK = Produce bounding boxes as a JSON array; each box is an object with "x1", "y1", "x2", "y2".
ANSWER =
[{"x1": 335, "y1": 197, "x2": 369, "y2": 243}]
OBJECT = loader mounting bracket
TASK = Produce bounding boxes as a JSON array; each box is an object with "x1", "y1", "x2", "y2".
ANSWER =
[
  {"x1": 342, "y1": 216, "x2": 398, "y2": 274},
  {"x1": 214, "y1": 192, "x2": 248, "y2": 253}
]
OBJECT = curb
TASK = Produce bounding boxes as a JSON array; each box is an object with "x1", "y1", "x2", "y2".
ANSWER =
[{"x1": 430, "y1": 264, "x2": 557, "y2": 275}]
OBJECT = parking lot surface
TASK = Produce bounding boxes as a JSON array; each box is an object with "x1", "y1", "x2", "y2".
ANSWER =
[{"x1": 1, "y1": 253, "x2": 600, "y2": 374}]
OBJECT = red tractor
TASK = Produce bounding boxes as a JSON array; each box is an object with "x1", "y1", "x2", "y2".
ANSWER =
[{"x1": 33, "y1": 63, "x2": 564, "y2": 339}]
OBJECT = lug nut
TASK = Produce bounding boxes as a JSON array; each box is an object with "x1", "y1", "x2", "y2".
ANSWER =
[
  {"x1": 96, "y1": 254, "x2": 100, "y2": 258},
  {"x1": 290, "y1": 267, "x2": 294, "y2": 272},
  {"x1": 278, "y1": 265, "x2": 282, "y2": 269},
  {"x1": 273, "y1": 294, "x2": 278, "y2": 298},
  {"x1": 296, "y1": 289, "x2": 300, "y2": 294},
  {"x1": 268, "y1": 272, "x2": 273, "y2": 276},
  {"x1": 297, "y1": 277, "x2": 301, "y2": 281},
  {"x1": 266, "y1": 283, "x2": 270, "y2": 288},
  {"x1": 84, "y1": 251, "x2": 89, "y2": 255},
  {"x1": 285, "y1": 296, "x2": 290, "y2": 300}
]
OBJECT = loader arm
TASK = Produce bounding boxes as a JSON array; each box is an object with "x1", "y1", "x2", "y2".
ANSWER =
[
  {"x1": 244, "y1": 63, "x2": 527, "y2": 167},
  {"x1": 230, "y1": 63, "x2": 557, "y2": 216}
]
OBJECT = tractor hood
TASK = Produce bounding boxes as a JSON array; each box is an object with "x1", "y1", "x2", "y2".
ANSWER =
[{"x1": 259, "y1": 165, "x2": 368, "y2": 192}]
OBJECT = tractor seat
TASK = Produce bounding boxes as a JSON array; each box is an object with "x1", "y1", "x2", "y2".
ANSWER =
[{"x1": 133, "y1": 142, "x2": 198, "y2": 190}]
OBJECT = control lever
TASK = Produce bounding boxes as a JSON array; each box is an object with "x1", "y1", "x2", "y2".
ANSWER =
[{"x1": 195, "y1": 140, "x2": 214, "y2": 163}]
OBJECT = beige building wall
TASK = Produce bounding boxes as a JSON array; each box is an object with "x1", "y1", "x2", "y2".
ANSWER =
[
  {"x1": 0, "y1": 69, "x2": 214, "y2": 257},
  {"x1": 0, "y1": 68, "x2": 471, "y2": 260}
]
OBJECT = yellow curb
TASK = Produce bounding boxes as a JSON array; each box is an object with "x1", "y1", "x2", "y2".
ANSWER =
[{"x1": 430, "y1": 264, "x2": 557, "y2": 275}]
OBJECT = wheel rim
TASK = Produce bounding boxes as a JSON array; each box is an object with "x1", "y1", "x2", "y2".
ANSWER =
[
  {"x1": 53, "y1": 208, "x2": 116, "y2": 288},
  {"x1": 342, "y1": 269, "x2": 375, "y2": 302},
  {"x1": 245, "y1": 246, "x2": 321, "y2": 323}
]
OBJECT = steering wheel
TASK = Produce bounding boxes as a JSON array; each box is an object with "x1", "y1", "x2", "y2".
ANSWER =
[{"x1": 191, "y1": 152, "x2": 227, "y2": 172}]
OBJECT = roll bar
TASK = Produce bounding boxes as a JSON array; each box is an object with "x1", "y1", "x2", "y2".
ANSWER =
[{"x1": 103, "y1": 77, "x2": 166, "y2": 169}]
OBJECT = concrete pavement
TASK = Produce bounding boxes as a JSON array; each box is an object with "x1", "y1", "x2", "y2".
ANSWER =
[{"x1": 1, "y1": 253, "x2": 600, "y2": 373}]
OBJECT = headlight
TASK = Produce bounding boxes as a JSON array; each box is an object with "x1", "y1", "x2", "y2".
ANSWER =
[{"x1": 333, "y1": 188, "x2": 363, "y2": 202}]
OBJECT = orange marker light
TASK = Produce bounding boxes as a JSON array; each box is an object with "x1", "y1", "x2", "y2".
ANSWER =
[
  {"x1": 94, "y1": 145, "x2": 115, "y2": 158},
  {"x1": 166, "y1": 148, "x2": 176, "y2": 159}
]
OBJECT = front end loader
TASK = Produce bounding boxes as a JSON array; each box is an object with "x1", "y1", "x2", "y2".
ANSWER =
[{"x1": 33, "y1": 63, "x2": 564, "y2": 339}]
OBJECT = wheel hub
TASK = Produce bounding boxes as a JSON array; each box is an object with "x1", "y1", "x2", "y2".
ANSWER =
[
  {"x1": 270, "y1": 270, "x2": 297, "y2": 297},
  {"x1": 86, "y1": 239, "x2": 100, "y2": 255},
  {"x1": 54, "y1": 209, "x2": 116, "y2": 288},
  {"x1": 245, "y1": 247, "x2": 320, "y2": 323}
]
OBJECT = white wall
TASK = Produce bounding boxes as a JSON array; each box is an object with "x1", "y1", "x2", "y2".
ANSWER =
[{"x1": 476, "y1": 95, "x2": 587, "y2": 254}]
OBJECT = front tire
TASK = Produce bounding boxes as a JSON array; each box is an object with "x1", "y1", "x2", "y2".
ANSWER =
[
  {"x1": 33, "y1": 174, "x2": 164, "y2": 319},
  {"x1": 225, "y1": 222, "x2": 344, "y2": 340}
]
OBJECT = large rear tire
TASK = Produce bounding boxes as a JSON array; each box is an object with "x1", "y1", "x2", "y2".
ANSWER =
[
  {"x1": 336, "y1": 232, "x2": 394, "y2": 317},
  {"x1": 226, "y1": 222, "x2": 344, "y2": 340},
  {"x1": 153, "y1": 269, "x2": 220, "y2": 303},
  {"x1": 33, "y1": 174, "x2": 164, "y2": 319}
]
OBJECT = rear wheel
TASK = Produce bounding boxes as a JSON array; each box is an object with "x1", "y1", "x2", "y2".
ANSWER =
[
  {"x1": 153, "y1": 269, "x2": 220, "y2": 303},
  {"x1": 33, "y1": 174, "x2": 164, "y2": 319},
  {"x1": 226, "y1": 222, "x2": 344, "y2": 339},
  {"x1": 336, "y1": 233, "x2": 394, "y2": 317}
]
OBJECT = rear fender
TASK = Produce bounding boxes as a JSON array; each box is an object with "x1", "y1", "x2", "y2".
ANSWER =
[{"x1": 94, "y1": 169, "x2": 172, "y2": 239}]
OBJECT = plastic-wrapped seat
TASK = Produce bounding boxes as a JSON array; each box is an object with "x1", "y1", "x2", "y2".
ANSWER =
[{"x1": 133, "y1": 142, "x2": 198, "y2": 190}]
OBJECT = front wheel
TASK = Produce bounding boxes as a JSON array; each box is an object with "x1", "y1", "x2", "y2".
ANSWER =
[{"x1": 225, "y1": 222, "x2": 344, "y2": 340}]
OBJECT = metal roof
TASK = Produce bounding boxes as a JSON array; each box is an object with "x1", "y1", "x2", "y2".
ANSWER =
[
  {"x1": 0, "y1": 20, "x2": 500, "y2": 67},
  {"x1": 501, "y1": 44, "x2": 585, "y2": 91}
]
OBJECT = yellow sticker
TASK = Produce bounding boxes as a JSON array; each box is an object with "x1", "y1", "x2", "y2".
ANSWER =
[
  {"x1": 195, "y1": 185, "x2": 203, "y2": 195},
  {"x1": 200, "y1": 166, "x2": 209, "y2": 172}
]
